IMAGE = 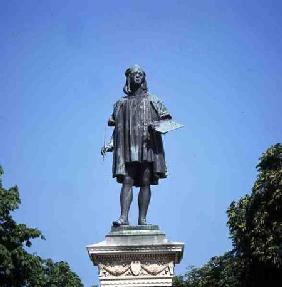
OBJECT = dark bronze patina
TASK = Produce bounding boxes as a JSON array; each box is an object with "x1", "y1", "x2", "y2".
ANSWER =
[{"x1": 102, "y1": 65, "x2": 180, "y2": 226}]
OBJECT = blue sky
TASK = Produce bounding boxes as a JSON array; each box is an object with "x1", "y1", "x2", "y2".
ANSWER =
[{"x1": 0, "y1": 1, "x2": 281, "y2": 286}]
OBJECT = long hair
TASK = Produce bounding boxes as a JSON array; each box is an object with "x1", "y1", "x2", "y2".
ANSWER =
[{"x1": 123, "y1": 66, "x2": 148, "y2": 95}]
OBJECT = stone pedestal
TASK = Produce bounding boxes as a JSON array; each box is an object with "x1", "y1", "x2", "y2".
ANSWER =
[{"x1": 87, "y1": 225, "x2": 184, "y2": 287}]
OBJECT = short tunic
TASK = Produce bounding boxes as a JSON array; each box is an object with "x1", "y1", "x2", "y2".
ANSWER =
[{"x1": 108, "y1": 93, "x2": 171, "y2": 186}]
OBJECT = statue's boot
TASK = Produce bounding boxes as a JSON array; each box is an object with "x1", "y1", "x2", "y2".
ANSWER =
[
  {"x1": 138, "y1": 217, "x2": 147, "y2": 225},
  {"x1": 113, "y1": 217, "x2": 129, "y2": 227}
]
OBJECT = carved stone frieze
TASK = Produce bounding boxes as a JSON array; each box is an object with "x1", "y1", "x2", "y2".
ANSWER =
[
  {"x1": 99, "y1": 263, "x2": 130, "y2": 277},
  {"x1": 98, "y1": 260, "x2": 174, "y2": 278}
]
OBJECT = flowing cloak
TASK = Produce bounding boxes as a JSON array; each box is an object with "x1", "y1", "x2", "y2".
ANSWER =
[{"x1": 108, "y1": 93, "x2": 171, "y2": 187}]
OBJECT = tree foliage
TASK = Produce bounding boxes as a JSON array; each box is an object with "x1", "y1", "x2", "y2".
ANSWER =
[
  {"x1": 227, "y1": 143, "x2": 282, "y2": 286},
  {"x1": 173, "y1": 252, "x2": 242, "y2": 287},
  {"x1": 174, "y1": 143, "x2": 282, "y2": 287},
  {"x1": 0, "y1": 167, "x2": 83, "y2": 287}
]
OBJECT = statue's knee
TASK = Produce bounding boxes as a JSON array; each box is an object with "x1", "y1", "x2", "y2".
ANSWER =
[
  {"x1": 123, "y1": 175, "x2": 133, "y2": 186},
  {"x1": 141, "y1": 176, "x2": 150, "y2": 187},
  {"x1": 141, "y1": 168, "x2": 151, "y2": 186}
]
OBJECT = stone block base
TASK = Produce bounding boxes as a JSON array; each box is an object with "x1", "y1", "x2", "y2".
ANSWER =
[{"x1": 87, "y1": 225, "x2": 184, "y2": 287}]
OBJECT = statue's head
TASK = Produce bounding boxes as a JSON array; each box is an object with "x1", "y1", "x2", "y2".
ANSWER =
[{"x1": 123, "y1": 65, "x2": 148, "y2": 95}]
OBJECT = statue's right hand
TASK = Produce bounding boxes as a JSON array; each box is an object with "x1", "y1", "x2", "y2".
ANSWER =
[
  {"x1": 101, "y1": 140, "x2": 114, "y2": 157},
  {"x1": 101, "y1": 146, "x2": 107, "y2": 157}
]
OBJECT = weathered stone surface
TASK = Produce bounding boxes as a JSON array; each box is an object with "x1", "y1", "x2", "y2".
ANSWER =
[{"x1": 87, "y1": 225, "x2": 184, "y2": 287}]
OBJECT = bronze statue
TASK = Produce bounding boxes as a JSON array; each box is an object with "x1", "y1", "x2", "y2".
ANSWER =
[{"x1": 101, "y1": 65, "x2": 182, "y2": 226}]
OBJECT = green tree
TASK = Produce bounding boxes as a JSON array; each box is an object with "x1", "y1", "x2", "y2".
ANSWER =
[
  {"x1": 0, "y1": 166, "x2": 83, "y2": 287},
  {"x1": 29, "y1": 259, "x2": 84, "y2": 287},
  {"x1": 173, "y1": 252, "x2": 242, "y2": 287},
  {"x1": 174, "y1": 144, "x2": 282, "y2": 287},
  {"x1": 227, "y1": 143, "x2": 282, "y2": 286}
]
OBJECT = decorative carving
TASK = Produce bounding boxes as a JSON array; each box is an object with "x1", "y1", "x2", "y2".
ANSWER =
[
  {"x1": 99, "y1": 264, "x2": 131, "y2": 277},
  {"x1": 168, "y1": 261, "x2": 174, "y2": 275},
  {"x1": 131, "y1": 261, "x2": 141, "y2": 276},
  {"x1": 141, "y1": 263, "x2": 169, "y2": 276},
  {"x1": 98, "y1": 261, "x2": 175, "y2": 278}
]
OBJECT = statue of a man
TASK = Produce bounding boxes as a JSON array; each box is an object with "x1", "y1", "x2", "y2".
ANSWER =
[{"x1": 102, "y1": 65, "x2": 178, "y2": 226}]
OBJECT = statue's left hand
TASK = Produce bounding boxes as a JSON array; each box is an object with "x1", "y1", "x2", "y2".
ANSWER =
[{"x1": 149, "y1": 121, "x2": 160, "y2": 132}]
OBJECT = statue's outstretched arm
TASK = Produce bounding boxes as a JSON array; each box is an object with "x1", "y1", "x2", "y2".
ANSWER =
[
  {"x1": 101, "y1": 100, "x2": 120, "y2": 156},
  {"x1": 101, "y1": 133, "x2": 114, "y2": 157}
]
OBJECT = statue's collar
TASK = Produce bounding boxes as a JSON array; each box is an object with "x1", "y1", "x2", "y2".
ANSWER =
[{"x1": 124, "y1": 92, "x2": 148, "y2": 98}]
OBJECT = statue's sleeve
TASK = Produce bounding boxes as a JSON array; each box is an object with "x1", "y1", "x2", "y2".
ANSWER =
[
  {"x1": 150, "y1": 94, "x2": 172, "y2": 120},
  {"x1": 108, "y1": 114, "x2": 115, "y2": 126},
  {"x1": 108, "y1": 101, "x2": 119, "y2": 126}
]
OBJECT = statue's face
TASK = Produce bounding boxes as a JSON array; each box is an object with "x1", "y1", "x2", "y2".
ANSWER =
[{"x1": 130, "y1": 70, "x2": 144, "y2": 85}]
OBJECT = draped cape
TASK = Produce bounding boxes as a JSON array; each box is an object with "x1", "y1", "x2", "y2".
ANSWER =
[{"x1": 108, "y1": 93, "x2": 171, "y2": 186}]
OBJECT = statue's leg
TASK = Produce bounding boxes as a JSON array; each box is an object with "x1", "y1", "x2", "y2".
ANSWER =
[
  {"x1": 120, "y1": 175, "x2": 133, "y2": 222},
  {"x1": 113, "y1": 172, "x2": 134, "y2": 226},
  {"x1": 138, "y1": 164, "x2": 151, "y2": 225}
]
